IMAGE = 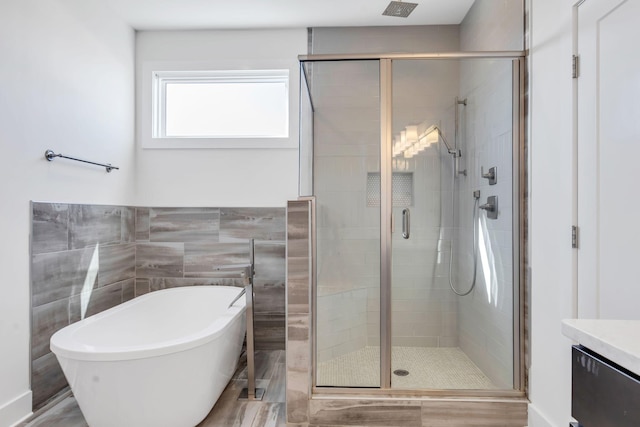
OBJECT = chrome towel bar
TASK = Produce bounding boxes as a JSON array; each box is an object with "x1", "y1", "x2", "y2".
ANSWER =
[{"x1": 44, "y1": 149, "x2": 119, "y2": 173}]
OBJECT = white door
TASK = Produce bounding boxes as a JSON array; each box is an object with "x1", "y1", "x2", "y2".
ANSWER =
[{"x1": 577, "y1": 0, "x2": 640, "y2": 319}]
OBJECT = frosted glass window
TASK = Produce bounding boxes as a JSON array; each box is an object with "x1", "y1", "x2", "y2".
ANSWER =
[{"x1": 154, "y1": 70, "x2": 289, "y2": 139}]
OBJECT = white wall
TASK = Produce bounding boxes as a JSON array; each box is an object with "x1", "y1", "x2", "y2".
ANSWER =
[
  {"x1": 135, "y1": 29, "x2": 307, "y2": 207},
  {"x1": 528, "y1": 0, "x2": 576, "y2": 426},
  {"x1": 0, "y1": 0, "x2": 135, "y2": 425}
]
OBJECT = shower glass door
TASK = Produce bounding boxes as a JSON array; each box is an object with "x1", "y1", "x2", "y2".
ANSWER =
[
  {"x1": 305, "y1": 56, "x2": 523, "y2": 392},
  {"x1": 390, "y1": 58, "x2": 519, "y2": 390},
  {"x1": 309, "y1": 60, "x2": 382, "y2": 387}
]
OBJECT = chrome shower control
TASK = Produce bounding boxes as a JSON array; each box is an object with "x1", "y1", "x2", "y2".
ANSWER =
[
  {"x1": 480, "y1": 196, "x2": 498, "y2": 220},
  {"x1": 481, "y1": 166, "x2": 497, "y2": 185}
]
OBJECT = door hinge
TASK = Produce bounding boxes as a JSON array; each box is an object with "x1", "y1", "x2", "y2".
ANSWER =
[
  {"x1": 572, "y1": 54, "x2": 580, "y2": 79},
  {"x1": 572, "y1": 225, "x2": 579, "y2": 249}
]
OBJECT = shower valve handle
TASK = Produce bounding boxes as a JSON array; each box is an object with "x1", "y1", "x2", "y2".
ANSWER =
[
  {"x1": 480, "y1": 196, "x2": 499, "y2": 220},
  {"x1": 481, "y1": 166, "x2": 497, "y2": 185}
]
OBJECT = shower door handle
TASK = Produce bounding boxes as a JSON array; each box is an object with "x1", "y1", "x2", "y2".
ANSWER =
[{"x1": 402, "y1": 208, "x2": 410, "y2": 239}]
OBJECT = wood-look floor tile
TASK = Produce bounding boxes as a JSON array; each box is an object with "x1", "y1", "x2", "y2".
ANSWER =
[
  {"x1": 263, "y1": 362, "x2": 285, "y2": 403},
  {"x1": 21, "y1": 397, "x2": 87, "y2": 427},
  {"x1": 236, "y1": 350, "x2": 283, "y2": 381}
]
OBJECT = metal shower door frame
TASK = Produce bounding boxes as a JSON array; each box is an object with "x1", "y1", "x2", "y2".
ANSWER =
[{"x1": 301, "y1": 51, "x2": 527, "y2": 396}]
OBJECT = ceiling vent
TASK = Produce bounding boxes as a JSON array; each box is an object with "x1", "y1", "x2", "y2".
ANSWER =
[{"x1": 382, "y1": 1, "x2": 418, "y2": 18}]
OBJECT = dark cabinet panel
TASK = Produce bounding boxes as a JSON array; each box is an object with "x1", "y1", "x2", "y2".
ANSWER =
[{"x1": 572, "y1": 345, "x2": 640, "y2": 427}]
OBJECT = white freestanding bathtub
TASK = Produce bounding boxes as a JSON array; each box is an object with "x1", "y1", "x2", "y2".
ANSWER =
[{"x1": 50, "y1": 286, "x2": 246, "y2": 427}]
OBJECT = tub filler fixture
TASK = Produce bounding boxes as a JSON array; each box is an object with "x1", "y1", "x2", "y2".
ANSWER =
[{"x1": 50, "y1": 286, "x2": 247, "y2": 427}]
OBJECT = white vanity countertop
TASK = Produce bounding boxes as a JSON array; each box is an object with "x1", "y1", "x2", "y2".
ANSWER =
[{"x1": 562, "y1": 319, "x2": 640, "y2": 374}]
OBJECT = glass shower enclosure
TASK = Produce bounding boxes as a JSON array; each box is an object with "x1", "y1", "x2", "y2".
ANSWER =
[{"x1": 299, "y1": 53, "x2": 525, "y2": 393}]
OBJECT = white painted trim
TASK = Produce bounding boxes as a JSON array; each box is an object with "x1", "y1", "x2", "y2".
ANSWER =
[
  {"x1": 528, "y1": 403, "x2": 558, "y2": 427},
  {"x1": 0, "y1": 391, "x2": 32, "y2": 427}
]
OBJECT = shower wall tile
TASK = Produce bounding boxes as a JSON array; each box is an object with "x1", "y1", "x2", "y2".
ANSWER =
[
  {"x1": 286, "y1": 200, "x2": 312, "y2": 425},
  {"x1": 71, "y1": 280, "x2": 127, "y2": 319},
  {"x1": 219, "y1": 208, "x2": 286, "y2": 242},
  {"x1": 135, "y1": 207, "x2": 150, "y2": 241},
  {"x1": 254, "y1": 241, "x2": 286, "y2": 284},
  {"x1": 135, "y1": 278, "x2": 150, "y2": 296},
  {"x1": 254, "y1": 313, "x2": 285, "y2": 350},
  {"x1": 122, "y1": 280, "x2": 135, "y2": 302},
  {"x1": 69, "y1": 205, "x2": 122, "y2": 249},
  {"x1": 254, "y1": 241, "x2": 286, "y2": 315},
  {"x1": 98, "y1": 243, "x2": 135, "y2": 287},
  {"x1": 150, "y1": 277, "x2": 244, "y2": 292},
  {"x1": 32, "y1": 298, "x2": 74, "y2": 361},
  {"x1": 183, "y1": 242, "x2": 249, "y2": 278},
  {"x1": 149, "y1": 207, "x2": 219, "y2": 242},
  {"x1": 32, "y1": 353, "x2": 67, "y2": 410},
  {"x1": 163, "y1": 277, "x2": 245, "y2": 288},
  {"x1": 31, "y1": 247, "x2": 98, "y2": 307},
  {"x1": 121, "y1": 207, "x2": 135, "y2": 243},
  {"x1": 31, "y1": 203, "x2": 69, "y2": 254},
  {"x1": 136, "y1": 242, "x2": 184, "y2": 278}
]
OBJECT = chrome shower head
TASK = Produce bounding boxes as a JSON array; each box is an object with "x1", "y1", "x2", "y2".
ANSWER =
[{"x1": 382, "y1": 1, "x2": 418, "y2": 18}]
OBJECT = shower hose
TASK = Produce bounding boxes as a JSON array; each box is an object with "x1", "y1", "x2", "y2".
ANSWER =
[{"x1": 448, "y1": 156, "x2": 479, "y2": 297}]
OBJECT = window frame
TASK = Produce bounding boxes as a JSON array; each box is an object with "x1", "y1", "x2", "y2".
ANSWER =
[{"x1": 142, "y1": 65, "x2": 297, "y2": 149}]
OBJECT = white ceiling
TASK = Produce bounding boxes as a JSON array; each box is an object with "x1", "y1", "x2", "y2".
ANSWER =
[{"x1": 103, "y1": 0, "x2": 476, "y2": 31}]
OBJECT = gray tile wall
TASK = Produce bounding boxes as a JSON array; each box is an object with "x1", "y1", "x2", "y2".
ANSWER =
[
  {"x1": 31, "y1": 202, "x2": 136, "y2": 409},
  {"x1": 30, "y1": 203, "x2": 286, "y2": 411}
]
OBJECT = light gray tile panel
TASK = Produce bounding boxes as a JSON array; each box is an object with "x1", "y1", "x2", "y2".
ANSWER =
[
  {"x1": 69, "y1": 205, "x2": 122, "y2": 249},
  {"x1": 70, "y1": 281, "x2": 123, "y2": 319},
  {"x1": 32, "y1": 353, "x2": 68, "y2": 410},
  {"x1": 32, "y1": 247, "x2": 98, "y2": 306},
  {"x1": 136, "y1": 242, "x2": 184, "y2": 278},
  {"x1": 135, "y1": 207, "x2": 150, "y2": 241},
  {"x1": 31, "y1": 203, "x2": 69, "y2": 254},
  {"x1": 184, "y1": 242, "x2": 249, "y2": 278},
  {"x1": 149, "y1": 207, "x2": 220, "y2": 242},
  {"x1": 121, "y1": 207, "x2": 135, "y2": 243},
  {"x1": 219, "y1": 208, "x2": 286, "y2": 242},
  {"x1": 32, "y1": 298, "x2": 73, "y2": 360},
  {"x1": 98, "y1": 243, "x2": 135, "y2": 287}
]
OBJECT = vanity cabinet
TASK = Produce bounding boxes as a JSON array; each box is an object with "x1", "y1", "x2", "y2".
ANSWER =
[{"x1": 571, "y1": 345, "x2": 640, "y2": 426}]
